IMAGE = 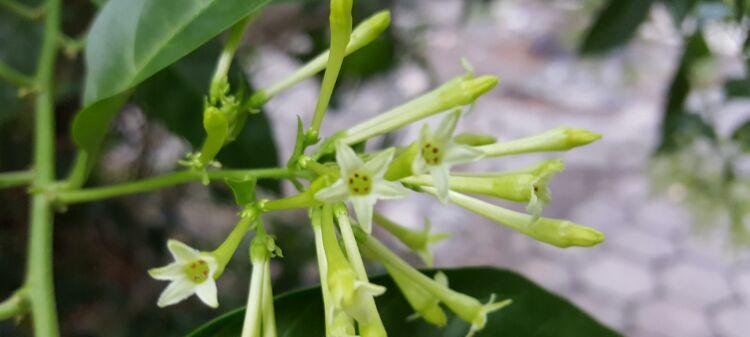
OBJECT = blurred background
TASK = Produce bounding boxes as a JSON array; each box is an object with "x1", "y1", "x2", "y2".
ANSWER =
[{"x1": 1, "y1": 0, "x2": 749, "y2": 336}]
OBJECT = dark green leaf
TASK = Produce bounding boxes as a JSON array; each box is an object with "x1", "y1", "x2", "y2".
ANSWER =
[
  {"x1": 732, "y1": 120, "x2": 750, "y2": 151},
  {"x1": 661, "y1": 0, "x2": 700, "y2": 24},
  {"x1": 657, "y1": 30, "x2": 713, "y2": 153},
  {"x1": 579, "y1": 0, "x2": 653, "y2": 55},
  {"x1": 725, "y1": 78, "x2": 750, "y2": 98},
  {"x1": 186, "y1": 267, "x2": 622, "y2": 337},
  {"x1": 72, "y1": 0, "x2": 271, "y2": 155},
  {"x1": 134, "y1": 41, "x2": 280, "y2": 192}
]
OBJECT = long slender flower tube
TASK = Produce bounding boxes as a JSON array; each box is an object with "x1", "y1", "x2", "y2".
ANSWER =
[
  {"x1": 382, "y1": 262, "x2": 448, "y2": 327},
  {"x1": 372, "y1": 213, "x2": 449, "y2": 267},
  {"x1": 311, "y1": 208, "x2": 357, "y2": 337},
  {"x1": 410, "y1": 109, "x2": 484, "y2": 203},
  {"x1": 148, "y1": 213, "x2": 255, "y2": 308},
  {"x1": 314, "y1": 142, "x2": 409, "y2": 233},
  {"x1": 421, "y1": 187, "x2": 605, "y2": 248},
  {"x1": 360, "y1": 234, "x2": 511, "y2": 337},
  {"x1": 321, "y1": 205, "x2": 387, "y2": 336},
  {"x1": 241, "y1": 225, "x2": 282, "y2": 337},
  {"x1": 333, "y1": 204, "x2": 388, "y2": 337},
  {"x1": 403, "y1": 158, "x2": 565, "y2": 218},
  {"x1": 249, "y1": 11, "x2": 391, "y2": 108},
  {"x1": 476, "y1": 127, "x2": 601, "y2": 157},
  {"x1": 339, "y1": 69, "x2": 498, "y2": 145}
]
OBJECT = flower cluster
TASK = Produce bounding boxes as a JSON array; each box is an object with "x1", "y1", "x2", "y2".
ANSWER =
[{"x1": 148, "y1": 3, "x2": 604, "y2": 337}]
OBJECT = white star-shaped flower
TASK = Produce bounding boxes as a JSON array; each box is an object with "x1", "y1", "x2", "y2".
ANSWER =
[
  {"x1": 412, "y1": 109, "x2": 484, "y2": 203},
  {"x1": 314, "y1": 142, "x2": 409, "y2": 233},
  {"x1": 148, "y1": 240, "x2": 219, "y2": 308}
]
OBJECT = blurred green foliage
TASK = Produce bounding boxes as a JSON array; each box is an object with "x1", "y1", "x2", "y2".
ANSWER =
[{"x1": 580, "y1": 0, "x2": 750, "y2": 243}]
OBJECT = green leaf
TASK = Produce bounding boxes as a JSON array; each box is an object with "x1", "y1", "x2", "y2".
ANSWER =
[
  {"x1": 725, "y1": 78, "x2": 750, "y2": 98},
  {"x1": 134, "y1": 40, "x2": 280, "y2": 192},
  {"x1": 657, "y1": 30, "x2": 713, "y2": 153},
  {"x1": 579, "y1": 0, "x2": 653, "y2": 55},
  {"x1": 661, "y1": 0, "x2": 700, "y2": 24},
  {"x1": 186, "y1": 267, "x2": 622, "y2": 337},
  {"x1": 71, "y1": 0, "x2": 271, "y2": 155},
  {"x1": 732, "y1": 120, "x2": 750, "y2": 152}
]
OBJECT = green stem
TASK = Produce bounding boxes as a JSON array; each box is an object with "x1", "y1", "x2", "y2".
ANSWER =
[
  {"x1": 25, "y1": 0, "x2": 60, "y2": 335},
  {"x1": 0, "y1": 59, "x2": 36, "y2": 88},
  {"x1": 0, "y1": 170, "x2": 35, "y2": 189},
  {"x1": 209, "y1": 15, "x2": 254, "y2": 102},
  {"x1": 55, "y1": 168, "x2": 295, "y2": 204},
  {"x1": 0, "y1": 0, "x2": 44, "y2": 20},
  {"x1": 212, "y1": 214, "x2": 255, "y2": 277},
  {"x1": 0, "y1": 289, "x2": 28, "y2": 320}
]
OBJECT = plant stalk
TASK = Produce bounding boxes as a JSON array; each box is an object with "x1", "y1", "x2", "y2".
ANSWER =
[
  {"x1": 56, "y1": 168, "x2": 296, "y2": 204},
  {"x1": 25, "y1": 0, "x2": 61, "y2": 335},
  {"x1": 0, "y1": 170, "x2": 35, "y2": 189}
]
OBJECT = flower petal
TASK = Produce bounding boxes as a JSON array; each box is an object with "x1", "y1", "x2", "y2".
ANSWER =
[
  {"x1": 195, "y1": 279, "x2": 219, "y2": 308},
  {"x1": 167, "y1": 239, "x2": 201, "y2": 263},
  {"x1": 429, "y1": 165, "x2": 451, "y2": 204},
  {"x1": 434, "y1": 109, "x2": 461, "y2": 141},
  {"x1": 419, "y1": 123, "x2": 432, "y2": 144},
  {"x1": 372, "y1": 180, "x2": 409, "y2": 200},
  {"x1": 336, "y1": 142, "x2": 363, "y2": 174},
  {"x1": 314, "y1": 179, "x2": 350, "y2": 202},
  {"x1": 201, "y1": 254, "x2": 219, "y2": 277},
  {"x1": 148, "y1": 263, "x2": 184, "y2": 281},
  {"x1": 351, "y1": 196, "x2": 377, "y2": 234},
  {"x1": 354, "y1": 281, "x2": 387, "y2": 297},
  {"x1": 443, "y1": 143, "x2": 484, "y2": 165},
  {"x1": 157, "y1": 279, "x2": 196, "y2": 307},
  {"x1": 363, "y1": 148, "x2": 395, "y2": 179},
  {"x1": 411, "y1": 152, "x2": 428, "y2": 175}
]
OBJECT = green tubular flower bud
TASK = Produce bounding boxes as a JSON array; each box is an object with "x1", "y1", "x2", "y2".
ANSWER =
[
  {"x1": 383, "y1": 263, "x2": 447, "y2": 327},
  {"x1": 373, "y1": 213, "x2": 449, "y2": 267},
  {"x1": 200, "y1": 106, "x2": 230, "y2": 165},
  {"x1": 249, "y1": 11, "x2": 391, "y2": 108},
  {"x1": 477, "y1": 127, "x2": 601, "y2": 157},
  {"x1": 404, "y1": 159, "x2": 564, "y2": 203},
  {"x1": 360, "y1": 235, "x2": 510, "y2": 335},
  {"x1": 321, "y1": 206, "x2": 386, "y2": 326},
  {"x1": 384, "y1": 142, "x2": 419, "y2": 180},
  {"x1": 423, "y1": 187, "x2": 604, "y2": 248},
  {"x1": 341, "y1": 73, "x2": 499, "y2": 145},
  {"x1": 454, "y1": 132, "x2": 497, "y2": 146},
  {"x1": 310, "y1": 0, "x2": 353, "y2": 132}
]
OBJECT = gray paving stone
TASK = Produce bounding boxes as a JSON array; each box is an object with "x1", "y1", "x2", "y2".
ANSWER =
[
  {"x1": 634, "y1": 199, "x2": 692, "y2": 238},
  {"x1": 734, "y1": 269, "x2": 750, "y2": 302},
  {"x1": 567, "y1": 292, "x2": 625, "y2": 331},
  {"x1": 519, "y1": 257, "x2": 573, "y2": 293},
  {"x1": 610, "y1": 226, "x2": 676, "y2": 263},
  {"x1": 661, "y1": 261, "x2": 731, "y2": 307},
  {"x1": 581, "y1": 256, "x2": 654, "y2": 300},
  {"x1": 634, "y1": 300, "x2": 712, "y2": 337},
  {"x1": 715, "y1": 304, "x2": 750, "y2": 337}
]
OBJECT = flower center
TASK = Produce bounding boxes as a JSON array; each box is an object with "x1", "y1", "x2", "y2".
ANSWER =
[
  {"x1": 347, "y1": 171, "x2": 372, "y2": 196},
  {"x1": 421, "y1": 142, "x2": 443, "y2": 165},
  {"x1": 184, "y1": 259, "x2": 210, "y2": 284}
]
